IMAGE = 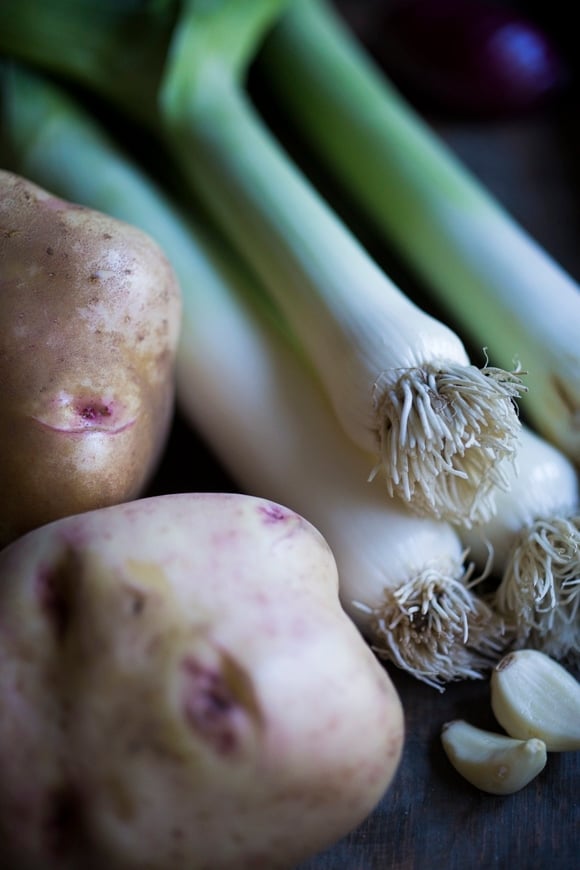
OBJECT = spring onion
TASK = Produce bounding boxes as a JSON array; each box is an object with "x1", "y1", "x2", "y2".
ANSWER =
[
  {"x1": 1, "y1": 63, "x2": 509, "y2": 687},
  {"x1": 0, "y1": 0, "x2": 172, "y2": 127},
  {"x1": 461, "y1": 426, "x2": 579, "y2": 662},
  {"x1": 0, "y1": 0, "x2": 526, "y2": 527},
  {"x1": 258, "y1": 0, "x2": 580, "y2": 463}
]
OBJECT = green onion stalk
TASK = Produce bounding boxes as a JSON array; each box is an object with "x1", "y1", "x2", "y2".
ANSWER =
[
  {"x1": 0, "y1": 0, "x2": 526, "y2": 529},
  {"x1": 259, "y1": 0, "x2": 580, "y2": 465},
  {"x1": 0, "y1": 64, "x2": 512, "y2": 685}
]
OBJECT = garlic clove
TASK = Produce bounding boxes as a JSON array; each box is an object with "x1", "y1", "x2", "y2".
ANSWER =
[
  {"x1": 490, "y1": 649, "x2": 580, "y2": 751},
  {"x1": 441, "y1": 719, "x2": 547, "y2": 795}
]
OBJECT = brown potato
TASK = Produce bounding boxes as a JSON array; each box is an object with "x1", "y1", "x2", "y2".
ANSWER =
[
  {"x1": 0, "y1": 170, "x2": 181, "y2": 546},
  {"x1": 0, "y1": 492, "x2": 404, "y2": 869}
]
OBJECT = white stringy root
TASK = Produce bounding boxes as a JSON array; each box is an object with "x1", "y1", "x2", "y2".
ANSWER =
[
  {"x1": 372, "y1": 362, "x2": 526, "y2": 527},
  {"x1": 494, "y1": 514, "x2": 580, "y2": 663},
  {"x1": 354, "y1": 564, "x2": 509, "y2": 691}
]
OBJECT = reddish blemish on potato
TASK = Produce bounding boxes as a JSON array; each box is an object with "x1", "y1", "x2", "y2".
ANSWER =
[
  {"x1": 258, "y1": 502, "x2": 291, "y2": 524},
  {"x1": 78, "y1": 402, "x2": 112, "y2": 423},
  {"x1": 72, "y1": 398, "x2": 130, "y2": 432},
  {"x1": 181, "y1": 657, "x2": 241, "y2": 756},
  {"x1": 36, "y1": 553, "x2": 77, "y2": 641},
  {"x1": 32, "y1": 396, "x2": 135, "y2": 435}
]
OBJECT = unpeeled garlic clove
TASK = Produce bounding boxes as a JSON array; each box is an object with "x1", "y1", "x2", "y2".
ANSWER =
[
  {"x1": 491, "y1": 649, "x2": 580, "y2": 751},
  {"x1": 441, "y1": 719, "x2": 547, "y2": 795}
]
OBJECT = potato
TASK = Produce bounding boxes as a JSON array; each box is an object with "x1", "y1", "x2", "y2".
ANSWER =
[
  {"x1": 0, "y1": 492, "x2": 404, "y2": 870},
  {"x1": 0, "y1": 170, "x2": 181, "y2": 546}
]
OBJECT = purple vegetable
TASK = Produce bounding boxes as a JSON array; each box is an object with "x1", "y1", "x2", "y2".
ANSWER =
[{"x1": 370, "y1": 0, "x2": 568, "y2": 117}]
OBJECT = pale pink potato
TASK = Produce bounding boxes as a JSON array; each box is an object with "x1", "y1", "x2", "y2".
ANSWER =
[
  {"x1": 0, "y1": 492, "x2": 404, "y2": 870},
  {"x1": 0, "y1": 170, "x2": 181, "y2": 546}
]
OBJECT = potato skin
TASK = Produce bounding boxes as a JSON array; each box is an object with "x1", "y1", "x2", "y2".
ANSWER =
[
  {"x1": 0, "y1": 492, "x2": 404, "y2": 870},
  {"x1": 0, "y1": 170, "x2": 181, "y2": 546}
]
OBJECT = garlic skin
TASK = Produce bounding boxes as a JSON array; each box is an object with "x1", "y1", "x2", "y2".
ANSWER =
[
  {"x1": 491, "y1": 649, "x2": 580, "y2": 751},
  {"x1": 441, "y1": 719, "x2": 547, "y2": 795}
]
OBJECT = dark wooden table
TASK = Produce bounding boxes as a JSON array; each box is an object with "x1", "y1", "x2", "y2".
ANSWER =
[{"x1": 147, "y1": 2, "x2": 580, "y2": 865}]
